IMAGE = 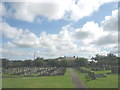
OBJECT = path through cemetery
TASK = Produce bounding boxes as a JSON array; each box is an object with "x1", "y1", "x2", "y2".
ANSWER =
[{"x1": 69, "y1": 68, "x2": 88, "y2": 89}]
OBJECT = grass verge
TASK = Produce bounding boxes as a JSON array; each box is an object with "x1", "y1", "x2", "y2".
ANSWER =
[
  {"x1": 74, "y1": 68, "x2": 118, "y2": 88},
  {"x1": 2, "y1": 68, "x2": 74, "y2": 88}
]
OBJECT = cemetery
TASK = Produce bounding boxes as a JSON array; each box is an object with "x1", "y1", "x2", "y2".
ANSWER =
[
  {"x1": 75, "y1": 66, "x2": 119, "y2": 81},
  {"x1": 74, "y1": 66, "x2": 119, "y2": 88},
  {"x1": 2, "y1": 53, "x2": 120, "y2": 88},
  {"x1": 2, "y1": 67, "x2": 66, "y2": 77},
  {"x1": 74, "y1": 69, "x2": 119, "y2": 88},
  {"x1": 1, "y1": 1, "x2": 119, "y2": 89}
]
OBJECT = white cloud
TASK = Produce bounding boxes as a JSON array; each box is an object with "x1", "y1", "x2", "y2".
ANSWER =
[
  {"x1": 3, "y1": 41, "x2": 16, "y2": 48},
  {"x1": 13, "y1": 31, "x2": 40, "y2": 48},
  {"x1": 72, "y1": 21, "x2": 107, "y2": 45},
  {"x1": 72, "y1": 8, "x2": 118, "y2": 49},
  {"x1": 92, "y1": 32, "x2": 118, "y2": 46},
  {"x1": 0, "y1": 46, "x2": 8, "y2": 53},
  {"x1": 91, "y1": 9, "x2": 118, "y2": 47},
  {"x1": 1, "y1": 47, "x2": 32, "y2": 60},
  {"x1": 38, "y1": 29, "x2": 77, "y2": 57},
  {"x1": 0, "y1": 3, "x2": 6, "y2": 17},
  {"x1": 1, "y1": 21, "x2": 77, "y2": 57},
  {"x1": 1, "y1": 22, "x2": 23, "y2": 39},
  {"x1": 3, "y1": 0, "x2": 118, "y2": 22},
  {"x1": 69, "y1": 0, "x2": 116, "y2": 21},
  {"x1": 8, "y1": 0, "x2": 72, "y2": 22},
  {"x1": 1, "y1": 8, "x2": 118, "y2": 59},
  {"x1": 69, "y1": 9, "x2": 118, "y2": 48},
  {"x1": 101, "y1": 9, "x2": 118, "y2": 32},
  {"x1": 78, "y1": 46, "x2": 109, "y2": 57},
  {"x1": 0, "y1": 3, "x2": 6, "y2": 22},
  {"x1": 2, "y1": 22, "x2": 109, "y2": 59},
  {"x1": 1, "y1": 19, "x2": 118, "y2": 58}
]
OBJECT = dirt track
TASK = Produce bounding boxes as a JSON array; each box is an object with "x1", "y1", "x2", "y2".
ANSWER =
[{"x1": 69, "y1": 68, "x2": 88, "y2": 89}]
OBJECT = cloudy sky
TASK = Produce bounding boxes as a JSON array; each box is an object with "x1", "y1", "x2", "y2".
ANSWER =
[{"x1": 0, "y1": 0, "x2": 119, "y2": 60}]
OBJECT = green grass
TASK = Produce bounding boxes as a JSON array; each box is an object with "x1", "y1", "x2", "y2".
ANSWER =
[
  {"x1": 80, "y1": 67, "x2": 91, "y2": 71},
  {"x1": 94, "y1": 70, "x2": 111, "y2": 74},
  {"x1": 2, "y1": 74, "x2": 24, "y2": 78},
  {"x1": 74, "y1": 69, "x2": 118, "y2": 88},
  {"x1": 2, "y1": 68, "x2": 74, "y2": 88}
]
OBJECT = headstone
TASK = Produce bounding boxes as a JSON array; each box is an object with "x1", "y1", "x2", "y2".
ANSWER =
[
  {"x1": 88, "y1": 72, "x2": 96, "y2": 79},
  {"x1": 111, "y1": 67, "x2": 118, "y2": 74}
]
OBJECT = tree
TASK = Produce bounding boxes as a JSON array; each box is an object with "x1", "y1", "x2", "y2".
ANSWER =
[
  {"x1": 33, "y1": 57, "x2": 46, "y2": 67},
  {"x1": 74, "y1": 57, "x2": 88, "y2": 67},
  {"x1": 107, "y1": 53, "x2": 117, "y2": 61},
  {"x1": 91, "y1": 53, "x2": 119, "y2": 69},
  {"x1": 12, "y1": 60, "x2": 23, "y2": 68},
  {"x1": 59, "y1": 60, "x2": 67, "y2": 67},
  {"x1": 2, "y1": 58, "x2": 10, "y2": 68},
  {"x1": 92, "y1": 54, "x2": 106, "y2": 61},
  {"x1": 66, "y1": 60, "x2": 75, "y2": 67},
  {"x1": 47, "y1": 59, "x2": 60, "y2": 67},
  {"x1": 22, "y1": 60, "x2": 32, "y2": 67}
]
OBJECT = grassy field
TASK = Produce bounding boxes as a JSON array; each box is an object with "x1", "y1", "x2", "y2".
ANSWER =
[
  {"x1": 94, "y1": 70, "x2": 111, "y2": 74},
  {"x1": 2, "y1": 68, "x2": 74, "y2": 88},
  {"x1": 74, "y1": 69, "x2": 119, "y2": 88}
]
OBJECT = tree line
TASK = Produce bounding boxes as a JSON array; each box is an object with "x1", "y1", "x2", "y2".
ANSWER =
[
  {"x1": 90, "y1": 53, "x2": 119, "y2": 70},
  {"x1": 1, "y1": 53, "x2": 120, "y2": 69},
  {"x1": 2, "y1": 57, "x2": 88, "y2": 68}
]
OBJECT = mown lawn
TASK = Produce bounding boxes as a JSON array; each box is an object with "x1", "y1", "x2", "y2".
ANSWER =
[
  {"x1": 2, "y1": 68, "x2": 74, "y2": 88},
  {"x1": 94, "y1": 70, "x2": 111, "y2": 74},
  {"x1": 74, "y1": 69, "x2": 119, "y2": 88}
]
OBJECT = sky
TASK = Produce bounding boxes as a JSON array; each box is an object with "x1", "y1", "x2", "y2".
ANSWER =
[{"x1": 0, "y1": 0, "x2": 119, "y2": 60}]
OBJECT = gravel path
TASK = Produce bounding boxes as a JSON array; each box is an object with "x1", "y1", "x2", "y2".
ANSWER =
[{"x1": 69, "y1": 68, "x2": 88, "y2": 89}]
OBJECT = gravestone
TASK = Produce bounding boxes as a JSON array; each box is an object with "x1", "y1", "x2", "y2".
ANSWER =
[
  {"x1": 111, "y1": 66, "x2": 120, "y2": 74},
  {"x1": 88, "y1": 72, "x2": 96, "y2": 79},
  {"x1": 95, "y1": 74, "x2": 106, "y2": 78}
]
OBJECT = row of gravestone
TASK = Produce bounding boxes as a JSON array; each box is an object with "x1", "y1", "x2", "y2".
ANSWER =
[
  {"x1": 111, "y1": 66, "x2": 120, "y2": 74},
  {"x1": 38, "y1": 67, "x2": 66, "y2": 76},
  {"x1": 86, "y1": 66, "x2": 119, "y2": 81},
  {"x1": 77, "y1": 67, "x2": 119, "y2": 81},
  {"x1": 85, "y1": 72, "x2": 107, "y2": 81},
  {"x1": 78, "y1": 66, "x2": 119, "y2": 75},
  {"x1": 3, "y1": 67, "x2": 66, "y2": 77},
  {"x1": 3, "y1": 67, "x2": 56, "y2": 74}
]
